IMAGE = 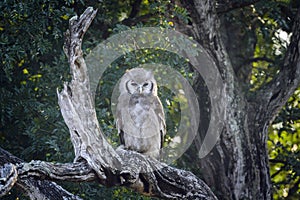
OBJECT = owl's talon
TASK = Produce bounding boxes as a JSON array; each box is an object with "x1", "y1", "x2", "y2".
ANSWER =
[{"x1": 116, "y1": 145, "x2": 125, "y2": 151}]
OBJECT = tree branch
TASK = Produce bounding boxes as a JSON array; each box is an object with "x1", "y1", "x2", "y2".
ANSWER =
[
  {"x1": 17, "y1": 161, "x2": 96, "y2": 182},
  {"x1": 0, "y1": 146, "x2": 217, "y2": 199},
  {"x1": 0, "y1": 147, "x2": 82, "y2": 200},
  {"x1": 251, "y1": 8, "x2": 300, "y2": 126}
]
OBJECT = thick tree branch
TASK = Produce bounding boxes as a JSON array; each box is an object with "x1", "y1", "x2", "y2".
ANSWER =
[
  {"x1": 17, "y1": 161, "x2": 96, "y2": 182},
  {"x1": 60, "y1": 7, "x2": 122, "y2": 180},
  {"x1": 0, "y1": 146, "x2": 217, "y2": 199},
  {"x1": 251, "y1": 8, "x2": 300, "y2": 126},
  {"x1": 0, "y1": 147, "x2": 82, "y2": 200},
  {"x1": 180, "y1": 0, "x2": 234, "y2": 79},
  {"x1": 15, "y1": 149, "x2": 218, "y2": 199}
]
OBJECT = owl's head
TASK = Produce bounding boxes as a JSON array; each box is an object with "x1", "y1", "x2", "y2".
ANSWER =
[{"x1": 119, "y1": 68, "x2": 157, "y2": 95}]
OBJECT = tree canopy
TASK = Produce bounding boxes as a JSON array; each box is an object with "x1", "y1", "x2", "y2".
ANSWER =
[{"x1": 0, "y1": 0, "x2": 299, "y2": 199}]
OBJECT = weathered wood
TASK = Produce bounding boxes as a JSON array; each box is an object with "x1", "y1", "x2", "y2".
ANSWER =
[
  {"x1": 59, "y1": 7, "x2": 122, "y2": 181},
  {"x1": 0, "y1": 147, "x2": 82, "y2": 200},
  {"x1": 0, "y1": 163, "x2": 17, "y2": 197}
]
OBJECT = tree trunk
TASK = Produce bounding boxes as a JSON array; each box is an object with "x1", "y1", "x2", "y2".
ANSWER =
[{"x1": 178, "y1": 0, "x2": 300, "y2": 199}]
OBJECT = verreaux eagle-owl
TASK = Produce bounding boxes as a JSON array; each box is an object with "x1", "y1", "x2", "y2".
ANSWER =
[{"x1": 116, "y1": 68, "x2": 166, "y2": 158}]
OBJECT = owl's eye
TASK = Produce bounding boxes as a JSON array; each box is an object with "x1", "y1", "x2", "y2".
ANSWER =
[
  {"x1": 131, "y1": 82, "x2": 137, "y2": 86},
  {"x1": 143, "y1": 82, "x2": 149, "y2": 87}
]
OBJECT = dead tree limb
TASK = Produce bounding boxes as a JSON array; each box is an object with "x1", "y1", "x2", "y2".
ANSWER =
[{"x1": 0, "y1": 147, "x2": 82, "y2": 200}]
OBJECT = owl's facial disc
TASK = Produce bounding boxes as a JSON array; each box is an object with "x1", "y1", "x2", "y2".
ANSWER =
[
  {"x1": 125, "y1": 80, "x2": 153, "y2": 94},
  {"x1": 142, "y1": 81, "x2": 153, "y2": 94},
  {"x1": 130, "y1": 81, "x2": 138, "y2": 87},
  {"x1": 126, "y1": 80, "x2": 140, "y2": 94}
]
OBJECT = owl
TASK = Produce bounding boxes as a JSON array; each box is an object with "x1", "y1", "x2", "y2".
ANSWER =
[{"x1": 116, "y1": 68, "x2": 166, "y2": 159}]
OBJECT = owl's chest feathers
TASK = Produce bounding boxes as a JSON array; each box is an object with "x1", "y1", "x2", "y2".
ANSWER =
[{"x1": 128, "y1": 94, "x2": 155, "y2": 126}]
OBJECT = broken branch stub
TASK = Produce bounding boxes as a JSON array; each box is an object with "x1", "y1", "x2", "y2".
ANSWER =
[{"x1": 58, "y1": 7, "x2": 122, "y2": 181}]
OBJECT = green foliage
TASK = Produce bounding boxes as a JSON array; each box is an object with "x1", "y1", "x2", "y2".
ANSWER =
[
  {"x1": 269, "y1": 89, "x2": 300, "y2": 199},
  {"x1": 0, "y1": 0, "x2": 75, "y2": 162},
  {"x1": 250, "y1": 0, "x2": 296, "y2": 90}
]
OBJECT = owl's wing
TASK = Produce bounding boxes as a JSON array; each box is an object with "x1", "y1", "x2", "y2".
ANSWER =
[
  {"x1": 153, "y1": 96, "x2": 166, "y2": 149},
  {"x1": 116, "y1": 111, "x2": 125, "y2": 145},
  {"x1": 116, "y1": 94, "x2": 126, "y2": 146}
]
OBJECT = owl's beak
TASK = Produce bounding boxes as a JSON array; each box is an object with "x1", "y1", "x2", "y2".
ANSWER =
[{"x1": 138, "y1": 86, "x2": 143, "y2": 93}]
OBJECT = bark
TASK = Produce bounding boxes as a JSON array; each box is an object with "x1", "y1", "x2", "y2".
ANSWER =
[
  {"x1": 0, "y1": 7, "x2": 217, "y2": 200},
  {"x1": 0, "y1": 148, "x2": 82, "y2": 200},
  {"x1": 219, "y1": 8, "x2": 256, "y2": 85},
  {"x1": 0, "y1": 148, "x2": 217, "y2": 199},
  {"x1": 179, "y1": 0, "x2": 300, "y2": 199}
]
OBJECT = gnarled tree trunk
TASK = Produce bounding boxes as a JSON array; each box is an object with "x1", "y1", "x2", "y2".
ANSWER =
[{"x1": 178, "y1": 0, "x2": 300, "y2": 199}]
